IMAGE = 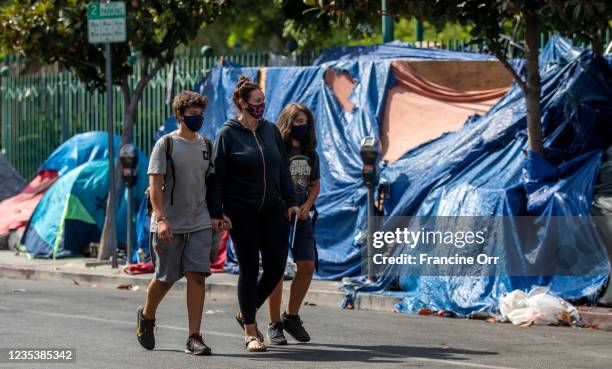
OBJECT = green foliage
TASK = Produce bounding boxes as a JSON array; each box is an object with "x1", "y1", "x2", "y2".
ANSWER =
[
  {"x1": 188, "y1": 0, "x2": 472, "y2": 52},
  {"x1": 312, "y1": 1, "x2": 611, "y2": 54},
  {"x1": 188, "y1": 0, "x2": 365, "y2": 52},
  {"x1": 0, "y1": 0, "x2": 227, "y2": 90},
  {"x1": 545, "y1": 0, "x2": 611, "y2": 54}
]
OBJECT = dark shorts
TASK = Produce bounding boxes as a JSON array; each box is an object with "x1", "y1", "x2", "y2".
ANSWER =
[{"x1": 291, "y1": 219, "x2": 316, "y2": 262}]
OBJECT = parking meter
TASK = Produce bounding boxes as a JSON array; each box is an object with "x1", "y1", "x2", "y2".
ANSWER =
[
  {"x1": 119, "y1": 144, "x2": 138, "y2": 187},
  {"x1": 360, "y1": 137, "x2": 379, "y2": 187},
  {"x1": 359, "y1": 137, "x2": 379, "y2": 282},
  {"x1": 119, "y1": 144, "x2": 138, "y2": 264}
]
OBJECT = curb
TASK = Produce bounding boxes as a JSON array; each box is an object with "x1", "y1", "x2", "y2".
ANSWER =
[
  {"x1": 578, "y1": 308, "x2": 612, "y2": 331},
  {"x1": 2, "y1": 264, "x2": 611, "y2": 331},
  {"x1": 0, "y1": 264, "x2": 398, "y2": 312}
]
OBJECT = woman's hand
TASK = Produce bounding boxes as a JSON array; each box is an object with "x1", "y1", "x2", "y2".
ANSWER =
[
  {"x1": 287, "y1": 206, "x2": 300, "y2": 221},
  {"x1": 211, "y1": 218, "x2": 223, "y2": 232},
  {"x1": 222, "y1": 214, "x2": 233, "y2": 231},
  {"x1": 157, "y1": 219, "x2": 172, "y2": 243},
  {"x1": 212, "y1": 215, "x2": 233, "y2": 232}
]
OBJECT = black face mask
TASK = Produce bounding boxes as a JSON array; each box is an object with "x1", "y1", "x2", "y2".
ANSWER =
[
  {"x1": 183, "y1": 115, "x2": 204, "y2": 132},
  {"x1": 291, "y1": 124, "x2": 308, "y2": 141}
]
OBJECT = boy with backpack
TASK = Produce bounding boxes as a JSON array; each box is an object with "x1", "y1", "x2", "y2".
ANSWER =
[{"x1": 137, "y1": 91, "x2": 228, "y2": 355}]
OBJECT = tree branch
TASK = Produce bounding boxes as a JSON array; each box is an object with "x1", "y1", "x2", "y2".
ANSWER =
[
  {"x1": 57, "y1": 53, "x2": 100, "y2": 70},
  {"x1": 487, "y1": 35, "x2": 528, "y2": 93},
  {"x1": 121, "y1": 76, "x2": 131, "y2": 109},
  {"x1": 130, "y1": 60, "x2": 163, "y2": 111},
  {"x1": 141, "y1": 56, "x2": 150, "y2": 80}
]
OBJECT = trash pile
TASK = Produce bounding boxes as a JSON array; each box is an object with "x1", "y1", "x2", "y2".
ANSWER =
[
  {"x1": 399, "y1": 286, "x2": 583, "y2": 329},
  {"x1": 499, "y1": 287, "x2": 581, "y2": 327}
]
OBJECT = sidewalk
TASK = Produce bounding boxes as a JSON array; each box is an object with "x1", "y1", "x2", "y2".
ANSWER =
[
  {"x1": 0, "y1": 250, "x2": 396, "y2": 312},
  {"x1": 0, "y1": 250, "x2": 609, "y2": 331}
]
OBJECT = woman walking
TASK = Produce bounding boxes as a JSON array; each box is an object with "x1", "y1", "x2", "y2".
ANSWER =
[
  {"x1": 209, "y1": 76, "x2": 299, "y2": 352},
  {"x1": 267, "y1": 103, "x2": 320, "y2": 345}
]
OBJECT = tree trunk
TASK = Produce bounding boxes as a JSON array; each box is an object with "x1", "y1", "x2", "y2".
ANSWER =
[
  {"x1": 524, "y1": 11, "x2": 544, "y2": 156},
  {"x1": 592, "y1": 31, "x2": 603, "y2": 56},
  {"x1": 97, "y1": 62, "x2": 162, "y2": 261}
]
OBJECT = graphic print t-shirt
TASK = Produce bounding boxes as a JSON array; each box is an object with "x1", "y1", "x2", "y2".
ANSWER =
[{"x1": 287, "y1": 147, "x2": 320, "y2": 206}]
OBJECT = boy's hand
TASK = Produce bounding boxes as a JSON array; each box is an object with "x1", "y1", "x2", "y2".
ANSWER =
[
  {"x1": 211, "y1": 218, "x2": 223, "y2": 232},
  {"x1": 298, "y1": 204, "x2": 310, "y2": 220},
  {"x1": 157, "y1": 219, "x2": 172, "y2": 243}
]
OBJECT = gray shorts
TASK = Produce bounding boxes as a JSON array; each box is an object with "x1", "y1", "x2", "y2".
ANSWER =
[{"x1": 151, "y1": 228, "x2": 214, "y2": 284}]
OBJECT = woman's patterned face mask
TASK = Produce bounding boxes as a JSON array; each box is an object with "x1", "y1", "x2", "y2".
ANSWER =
[{"x1": 245, "y1": 102, "x2": 265, "y2": 120}]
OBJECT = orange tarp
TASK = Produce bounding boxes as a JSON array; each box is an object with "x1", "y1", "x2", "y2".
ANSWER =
[{"x1": 381, "y1": 62, "x2": 511, "y2": 163}]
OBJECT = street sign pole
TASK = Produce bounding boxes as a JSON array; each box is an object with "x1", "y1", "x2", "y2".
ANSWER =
[
  {"x1": 106, "y1": 42, "x2": 118, "y2": 269},
  {"x1": 88, "y1": 1, "x2": 126, "y2": 268}
]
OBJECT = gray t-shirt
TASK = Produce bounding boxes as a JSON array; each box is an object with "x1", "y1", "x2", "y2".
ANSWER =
[{"x1": 148, "y1": 132, "x2": 214, "y2": 233}]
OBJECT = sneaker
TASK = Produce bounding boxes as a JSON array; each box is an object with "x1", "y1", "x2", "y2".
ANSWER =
[
  {"x1": 267, "y1": 321, "x2": 287, "y2": 345},
  {"x1": 282, "y1": 312, "x2": 310, "y2": 342},
  {"x1": 137, "y1": 306, "x2": 155, "y2": 350},
  {"x1": 185, "y1": 333, "x2": 212, "y2": 355}
]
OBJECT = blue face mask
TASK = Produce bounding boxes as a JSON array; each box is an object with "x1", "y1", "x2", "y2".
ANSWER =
[{"x1": 183, "y1": 115, "x2": 204, "y2": 132}]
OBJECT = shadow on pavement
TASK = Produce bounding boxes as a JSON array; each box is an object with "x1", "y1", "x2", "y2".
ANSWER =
[{"x1": 215, "y1": 342, "x2": 498, "y2": 364}]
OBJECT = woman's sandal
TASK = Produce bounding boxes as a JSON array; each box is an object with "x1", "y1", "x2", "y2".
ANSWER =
[
  {"x1": 245, "y1": 336, "x2": 267, "y2": 352},
  {"x1": 235, "y1": 312, "x2": 264, "y2": 342}
]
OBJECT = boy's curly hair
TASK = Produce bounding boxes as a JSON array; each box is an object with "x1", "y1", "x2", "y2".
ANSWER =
[{"x1": 172, "y1": 91, "x2": 208, "y2": 114}]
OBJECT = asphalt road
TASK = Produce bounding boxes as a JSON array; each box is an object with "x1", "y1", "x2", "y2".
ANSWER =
[{"x1": 0, "y1": 278, "x2": 610, "y2": 369}]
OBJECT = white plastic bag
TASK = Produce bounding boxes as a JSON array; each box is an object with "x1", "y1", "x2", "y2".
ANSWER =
[
  {"x1": 499, "y1": 289, "x2": 528, "y2": 319},
  {"x1": 500, "y1": 286, "x2": 579, "y2": 326}
]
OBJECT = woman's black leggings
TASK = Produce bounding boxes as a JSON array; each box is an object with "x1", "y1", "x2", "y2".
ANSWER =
[{"x1": 226, "y1": 206, "x2": 289, "y2": 325}]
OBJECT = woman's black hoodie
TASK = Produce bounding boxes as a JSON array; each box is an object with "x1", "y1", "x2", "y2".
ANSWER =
[{"x1": 209, "y1": 118, "x2": 296, "y2": 218}]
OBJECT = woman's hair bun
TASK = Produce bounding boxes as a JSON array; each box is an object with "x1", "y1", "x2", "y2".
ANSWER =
[
  {"x1": 237, "y1": 76, "x2": 251, "y2": 88},
  {"x1": 232, "y1": 75, "x2": 260, "y2": 111}
]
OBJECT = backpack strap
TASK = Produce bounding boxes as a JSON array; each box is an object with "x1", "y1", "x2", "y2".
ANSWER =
[
  {"x1": 163, "y1": 134, "x2": 176, "y2": 206},
  {"x1": 203, "y1": 136, "x2": 213, "y2": 177}
]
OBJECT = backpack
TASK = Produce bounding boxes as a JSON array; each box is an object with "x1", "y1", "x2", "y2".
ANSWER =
[{"x1": 145, "y1": 134, "x2": 213, "y2": 215}]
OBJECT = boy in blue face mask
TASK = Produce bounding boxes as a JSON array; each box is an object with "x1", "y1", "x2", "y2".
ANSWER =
[{"x1": 137, "y1": 91, "x2": 225, "y2": 355}]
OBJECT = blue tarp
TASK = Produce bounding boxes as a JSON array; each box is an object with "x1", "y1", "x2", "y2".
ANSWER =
[
  {"x1": 135, "y1": 37, "x2": 610, "y2": 314},
  {"x1": 313, "y1": 40, "x2": 496, "y2": 65},
  {"x1": 24, "y1": 132, "x2": 148, "y2": 258},
  {"x1": 379, "y1": 44, "x2": 611, "y2": 313}
]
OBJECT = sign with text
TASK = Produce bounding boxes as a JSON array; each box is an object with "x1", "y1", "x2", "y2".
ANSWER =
[{"x1": 87, "y1": 2, "x2": 126, "y2": 43}]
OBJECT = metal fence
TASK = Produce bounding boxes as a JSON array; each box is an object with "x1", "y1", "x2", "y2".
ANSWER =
[
  {"x1": 0, "y1": 51, "x2": 318, "y2": 179},
  {"x1": 2, "y1": 31, "x2": 610, "y2": 180}
]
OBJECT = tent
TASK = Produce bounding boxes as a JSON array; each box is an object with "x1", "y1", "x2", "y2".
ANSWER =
[
  {"x1": 0, "y1": 170, "x2": 58, "y2": 250},
  {"x1": 0, "y1": 154, "x2": 25, "y2": 202},
  {"x1": 187, "y1": 45, "x2": 517, "y2": 277},
  {"x1": 0, "y1": 131, "x2": 125, "y2": 244},
  {"x1": 23, "y1": 157, "x2": 148, "y2": 258},
  {"x1": 23, "y1": 161, "x2": 112, "y2": 258},
  {"x1": 21, "y1": 132, "x2": 149, "y2": 258}
]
